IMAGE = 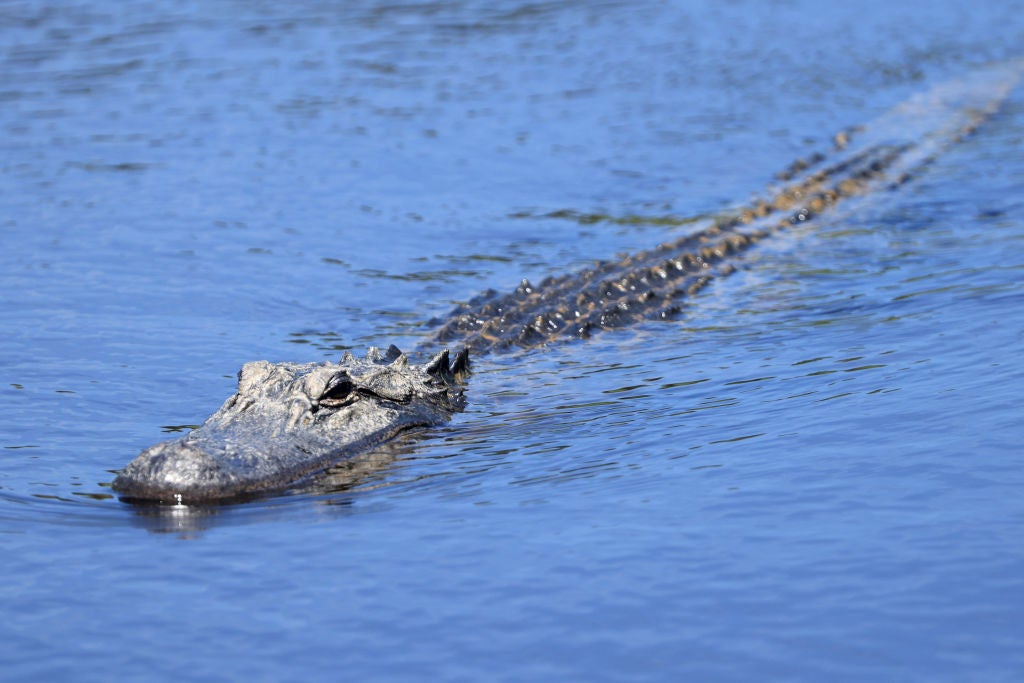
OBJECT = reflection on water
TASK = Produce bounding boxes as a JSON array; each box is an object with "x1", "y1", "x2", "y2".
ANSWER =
[
  {"x1": 510, "y1": 207, "x2": 713, "y2": 228},
  {"x1": 127, "y1": 501, "x2": 225, "y2": 537}
]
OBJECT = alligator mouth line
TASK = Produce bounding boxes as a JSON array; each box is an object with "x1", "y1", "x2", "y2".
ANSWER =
[{"x1": 112, "y1": 59, "x2": 1024, "y2": 505}]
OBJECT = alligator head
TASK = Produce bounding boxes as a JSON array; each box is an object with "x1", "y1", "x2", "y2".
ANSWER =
[{"x1": 113, "y1": 346, "x2": 469, "y2": 504}]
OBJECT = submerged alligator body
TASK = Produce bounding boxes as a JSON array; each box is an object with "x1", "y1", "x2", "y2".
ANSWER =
[{"x1": 113, "y1": 60, "x2": 1024, "y2": 504}]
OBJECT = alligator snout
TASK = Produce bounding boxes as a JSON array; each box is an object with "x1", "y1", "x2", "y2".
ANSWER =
[{"x1": 113, "y1": 438, "x2": 233, "y2": 503}]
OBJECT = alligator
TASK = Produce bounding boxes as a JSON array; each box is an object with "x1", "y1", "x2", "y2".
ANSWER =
[{"x1": 113, "y1": 59, "x2": 1024, "y2": 504}]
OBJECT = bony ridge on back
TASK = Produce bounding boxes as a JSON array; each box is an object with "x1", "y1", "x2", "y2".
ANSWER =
[{"x1": 114, "y1": 60, "x2": 1023, "y2": 504}]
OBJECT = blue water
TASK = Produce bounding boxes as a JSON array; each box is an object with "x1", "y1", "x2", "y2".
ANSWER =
[{"x1": 2, "y1": 1, "x2": 1024, "y2": 680}]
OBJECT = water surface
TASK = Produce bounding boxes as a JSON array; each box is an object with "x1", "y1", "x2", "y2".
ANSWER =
[{"x1": 2, "y1": 1, "x2": 1023, "y2": 680}]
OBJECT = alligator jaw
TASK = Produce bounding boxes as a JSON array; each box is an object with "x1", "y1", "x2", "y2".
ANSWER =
[{"x1": 113, "y1": 346, "x2": 469, "y2": 504}]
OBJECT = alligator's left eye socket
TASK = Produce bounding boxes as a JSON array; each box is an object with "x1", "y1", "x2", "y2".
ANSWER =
[{"x1": 319, "y1": 374, "x2": 355, "y2": 407}]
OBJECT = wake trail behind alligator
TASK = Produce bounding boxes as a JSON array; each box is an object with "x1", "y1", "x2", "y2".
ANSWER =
[
  {"x1": 429, "y1": 58, "x2": 1024, "y2": 356},
  {"x1": 112, "y1": 59, "x2": 1024, "y2": 505}
]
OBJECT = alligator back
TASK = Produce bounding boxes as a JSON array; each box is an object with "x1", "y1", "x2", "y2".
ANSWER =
[
  {"x1": 432, "y1": 59, "x2": 1024, "y2": 355},
  {"x1": 115, "y1": 60, "x2": 1024, "y2": 503}
]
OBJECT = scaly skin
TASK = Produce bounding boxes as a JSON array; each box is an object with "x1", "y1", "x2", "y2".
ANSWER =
[
  {"x1": 114, "y1": 60, "x2": 1023, "y2": 504},
  {"x1": 113, "y1": 347, "x2": 468, "y2": 503},
  {"x1": 434, "y1": 60, "x2": 1023, "y2": 353}
]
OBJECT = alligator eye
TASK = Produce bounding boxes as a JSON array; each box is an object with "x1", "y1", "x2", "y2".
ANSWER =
[{"x1": 319, "y1": 374, "x2": 355, "y2": 407}]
